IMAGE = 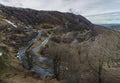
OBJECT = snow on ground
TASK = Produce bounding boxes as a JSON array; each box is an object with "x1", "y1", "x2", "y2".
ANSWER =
[
  {"x1": 0, "y1": 52, "x2": 3, "y2": 56},
  {"x1": 3, "y1": 19, "x2": 17, "y2": 28}
]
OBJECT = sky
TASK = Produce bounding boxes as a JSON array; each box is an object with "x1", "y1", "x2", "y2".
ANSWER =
[
  {"x1": 86, "y1": 12, "x2": 120, "y2": 24},
  {"x1": 0, "y1": 0, "x2": 120, "y2": 24}
]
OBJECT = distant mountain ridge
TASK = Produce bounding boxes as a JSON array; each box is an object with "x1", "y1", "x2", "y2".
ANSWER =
[{"x1": 99, "y1": 24, "x2": 120, "y2": 32}]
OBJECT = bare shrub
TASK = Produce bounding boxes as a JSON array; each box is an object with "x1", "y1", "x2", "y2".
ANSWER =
[{"x1": 44, "y1": 42, "x2": 82, "y2": 83}]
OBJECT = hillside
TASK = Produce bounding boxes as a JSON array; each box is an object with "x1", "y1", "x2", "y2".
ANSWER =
[
  {"x1": 0, "y1": 4, "x2": 120, "y2": 83},
  {"x1": 0, "y1": 4, "x2": 96, "y2": 51},
  {"x1": 100, "y1": 24, "x2": 120, "y2": 32}
]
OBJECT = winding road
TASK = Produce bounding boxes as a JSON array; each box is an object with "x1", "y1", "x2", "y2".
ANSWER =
[{"x1": 17, "y1": 30, "x2": 53, "y2": 77}]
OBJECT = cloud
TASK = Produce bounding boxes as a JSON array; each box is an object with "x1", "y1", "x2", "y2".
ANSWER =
[{"x1": 0, "y1": 0, "x2": 120, "y2": 16}]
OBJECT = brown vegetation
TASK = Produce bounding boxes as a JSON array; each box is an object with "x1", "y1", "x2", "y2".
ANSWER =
[{"x1": 0, "y1": 4, "x2": 120, "y2": 83}]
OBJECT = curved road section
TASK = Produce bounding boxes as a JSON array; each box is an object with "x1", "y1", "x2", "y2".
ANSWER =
[{"x1": 17, "y1": 30, "x2": 53, "y2": 77}]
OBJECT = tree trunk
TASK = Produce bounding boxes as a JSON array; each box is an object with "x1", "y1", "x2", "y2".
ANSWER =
[{"x1": 53, "y1": 55, "x2": 61, "y2": 80}]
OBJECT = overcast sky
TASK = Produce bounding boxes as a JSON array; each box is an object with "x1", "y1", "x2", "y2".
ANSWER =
[{"x1": 0, "y1": 0, "x2": 120, "y2": 16}]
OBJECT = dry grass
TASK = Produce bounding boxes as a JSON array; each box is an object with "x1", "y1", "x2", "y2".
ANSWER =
[
  {"x1": 42, "y1": 30, "x2": 120, "y2": 83},
  {"x1": 1, "y1": 27, "x2": 120, "y2": 83}
]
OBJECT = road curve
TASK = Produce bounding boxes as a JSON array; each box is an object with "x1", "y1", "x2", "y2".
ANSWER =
[{"x1": 17, "y1": 30, "x2": 53, "y2": 77}]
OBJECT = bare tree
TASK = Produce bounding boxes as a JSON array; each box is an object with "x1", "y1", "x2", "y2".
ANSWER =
[{"x1": 53, "y1": 55, "x2": 61, "y2": 80}]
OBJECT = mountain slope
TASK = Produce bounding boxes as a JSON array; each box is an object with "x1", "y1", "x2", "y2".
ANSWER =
[
  {"x1": 0, "y1": 4, "x2": 96, "y2": 50},
  {"x1": 0, "y1": 4, "x2": 120, "y2": 83}
]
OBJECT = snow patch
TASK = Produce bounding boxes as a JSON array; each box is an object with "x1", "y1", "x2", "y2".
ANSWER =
[
  {"x1": 3, "y1": 19, "x2": 17, "y2": 28},
  {"x1": 0, "y1": 52, "x2": 3, "y2": 56}
]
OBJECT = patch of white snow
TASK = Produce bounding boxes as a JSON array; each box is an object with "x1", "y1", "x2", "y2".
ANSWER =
[
  {"x1": 3, "y1": 19, "x2": 17, "y2": 28},
  {"x1": 0, "y1": 52, "x2": 3, "y2": 56}
]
